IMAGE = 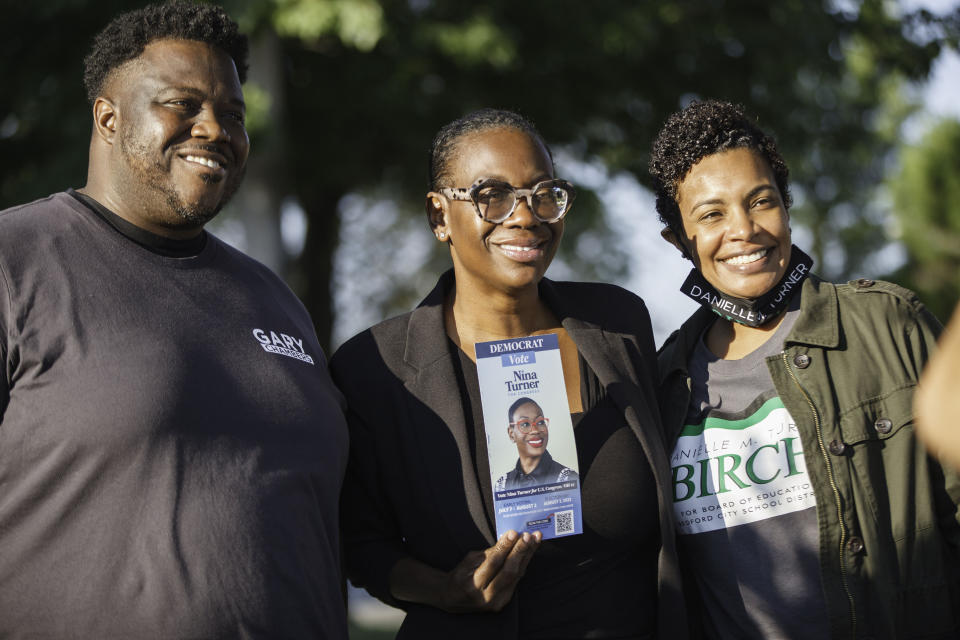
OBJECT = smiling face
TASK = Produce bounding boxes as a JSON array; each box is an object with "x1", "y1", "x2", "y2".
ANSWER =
[
  {"x1": 671, "y1": 147, "x2": 792, "y2": 300},
  {"x1": 508, "y1": 400, "x2": 549, "y2": 459},
  {"x1": 101, "y1": 39, "x2": 249, "y2": 235},
  {"x1": 430, "y1": 127, "x2": 562, "y2": 297}
]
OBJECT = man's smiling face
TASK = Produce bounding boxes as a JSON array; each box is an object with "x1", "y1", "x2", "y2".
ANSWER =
[{"x1": 106, "y1": 38, "x2": 249, "y2": 234}]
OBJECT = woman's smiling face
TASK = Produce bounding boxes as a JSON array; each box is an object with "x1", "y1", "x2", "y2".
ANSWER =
[
  {"x1": 433, "y1": 127, "x2": 562, "y2": 297},
  {"x1": 673, "y1": 147, "x2": 792, "y2": 300},
  {"x1": 509, "y1": 401, "x2": 548, "y2": 459}
]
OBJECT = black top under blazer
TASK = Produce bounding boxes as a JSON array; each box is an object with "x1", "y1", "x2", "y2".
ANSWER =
[{"x1": 330, "y1": 271, "x2": 689, "y2": 639}]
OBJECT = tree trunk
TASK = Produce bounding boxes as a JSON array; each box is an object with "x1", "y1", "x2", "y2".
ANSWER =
[
  {"x1": 294, "y1": 189, "x2": 342, "y2": 356},
  {"x1": 225, "y1": 30, "x2": 287, "y2": 273}
]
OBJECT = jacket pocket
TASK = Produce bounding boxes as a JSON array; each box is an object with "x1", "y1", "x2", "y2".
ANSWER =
[
  {"x1": 836, "y1": 384, "x2": 926, "y2": 531},
  {"x1": 837, "y1": 384, "x2": 914, "y2": 445},
  {"x1": 836, "y1": 384, "x2": 960, "y2": 636}
]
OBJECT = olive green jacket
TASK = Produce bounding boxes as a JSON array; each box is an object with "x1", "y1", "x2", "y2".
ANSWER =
[{"x1": 658, "y1": 275, "x2": 960, "y2": 639}]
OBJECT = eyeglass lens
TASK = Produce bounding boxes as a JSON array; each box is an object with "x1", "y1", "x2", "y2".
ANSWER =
[
  {"x1": 476, "y1": 183, "x2": 570, "y2": 222},
  {"x1": 514, "y1": 418, "x2": 549, "y2": 433}
]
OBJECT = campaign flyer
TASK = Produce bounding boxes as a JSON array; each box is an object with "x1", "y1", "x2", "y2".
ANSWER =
[{"x1": 475, "y1": 333, "x2": 583, "y2": 540}]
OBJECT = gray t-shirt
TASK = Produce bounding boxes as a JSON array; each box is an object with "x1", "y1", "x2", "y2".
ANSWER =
[
  {"x1": 0, "y1": 193, "x2": 349, "y2": 638},
  {"x1": 671, "y1": 302, "x2": 830, "y2": 639}
]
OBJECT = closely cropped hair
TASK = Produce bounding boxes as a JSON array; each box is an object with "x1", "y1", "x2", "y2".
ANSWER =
[
  {"x1": 83, "y1": 1, "x2": 248, "y2": 104},
  {"x1": 429, "y1": 108, "x2": 552, "y2": 190},
  {"x1": 507, "y1": 397, "x2": 542, "y2": 424},
  {"x1": 648, "y1": 100, "x2": 791, "y2": 243}
]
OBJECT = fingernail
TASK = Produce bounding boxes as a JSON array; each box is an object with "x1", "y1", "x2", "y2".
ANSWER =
[
  {"x1": 506, "y1": 530, "x2": 517, "y2": 542},
  {"x1": 522, "y1": 532, "x2": 530, "y2": 543}
]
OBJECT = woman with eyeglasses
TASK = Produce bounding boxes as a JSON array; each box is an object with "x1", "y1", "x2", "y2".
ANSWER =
[
  {"x1": 330, "y1": 109, "x2": 687, "y2": 639},
  {"x1": 495, "y1": 397, "x2": 578, "y2": 492}
]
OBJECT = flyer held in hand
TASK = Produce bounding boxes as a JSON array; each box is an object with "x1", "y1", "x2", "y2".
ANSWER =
[{"x1": 475, "y1": 333, "x2": 583, "y2": 541}]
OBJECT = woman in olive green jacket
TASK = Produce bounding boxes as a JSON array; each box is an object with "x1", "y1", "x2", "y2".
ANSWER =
[{"x1": 650, "y1": 99, "x2": 960, "y2": 639}]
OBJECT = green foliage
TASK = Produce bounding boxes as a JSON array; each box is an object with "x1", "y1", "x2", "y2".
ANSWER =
[
  {"x1": 0, "y1": 0, "x2": 134, "y2": 205},
  {"x1": 425, "y1": 14, "x2": 516, "y2": 69},
  {"x1": 271, "y1": 0, "x2": 384, "y2": 51},
  {"x1": 890, "y1": 118, "x2": 960, "y2": 321},
  {"x1": 242, "y1": 81, "x2": 274, "y2": 139},
  {"x1": 2, "y1": 0, "x2": 958, "y2": 348}
]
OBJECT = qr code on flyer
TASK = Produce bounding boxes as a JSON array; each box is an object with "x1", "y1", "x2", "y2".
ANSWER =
[{"x1": 554, "y1": 510, "x2": 575, "y2": 536}]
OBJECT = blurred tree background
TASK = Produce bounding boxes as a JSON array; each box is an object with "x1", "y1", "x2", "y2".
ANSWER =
[
  {"x1": 3, "y1": 0, "x2": 959, "y2": 635},
  {"x1": 890, "y1": 117, "x2": 960, "y2": 319},
  {"x1": 2, "y1": 0, "x2": 959, "y2": 342}
]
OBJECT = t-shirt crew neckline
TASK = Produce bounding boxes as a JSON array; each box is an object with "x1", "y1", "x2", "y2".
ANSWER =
[
  {"x1": 65, "y1": 189, "x2": 218, "y2": 268},
  {"x1": 693, "y1": 296, "x2": 802, "y2": 380}
]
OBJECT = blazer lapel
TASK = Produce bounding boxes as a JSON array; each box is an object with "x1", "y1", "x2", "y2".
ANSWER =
[
  {"x1": 400, "y1": 273, "x2": 496, "y2": 547},
  {"x1": 543, "y1": 280, "x2": 688, "y2": 629},
  {"x1": 540, "y1": 279, "x2": 661, "y2": 439},
  {"x1": 564, "y1": 317, "x2": 662, "y2": 444},
  {"x1": 541, "y1": 279, "x2": 669, "y2": 508}
]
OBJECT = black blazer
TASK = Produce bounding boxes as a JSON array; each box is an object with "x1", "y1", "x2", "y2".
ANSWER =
[{"x1": 331, "y1": 271, "x2": 688, "y2": 639}]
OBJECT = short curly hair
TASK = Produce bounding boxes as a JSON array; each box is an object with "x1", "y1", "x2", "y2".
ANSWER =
[
  {"x1": 648, "y1": 100, "x2": 791, "y2": 246},
  {"x1": 429, "y1": 108, "x2": 553, "y2": 190},
  {"x1": 82, "y1": 1, "x2": 249, "y2": 104}
]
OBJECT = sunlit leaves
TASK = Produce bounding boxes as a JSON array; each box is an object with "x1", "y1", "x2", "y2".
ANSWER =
[
  {"x1": 890, "y1": 118, "x2": 960, "y2": 320},
  {"x1": 894, "y1": 118, "x2": 960, "y2": 242},
  {"x1": 424, "y1": 14, "x2": 516, "y2": 68},
  {"x1": 241, "y1": 81, "x2": 273, "y2": 140},
  {"x1": 271, "y1": 0, "x2": 385, "y2": 51}
]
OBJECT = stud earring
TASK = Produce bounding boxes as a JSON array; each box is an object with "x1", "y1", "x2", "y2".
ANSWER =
[{"x1": 437, "y1": 232, "x2": 446, "y2": 240}]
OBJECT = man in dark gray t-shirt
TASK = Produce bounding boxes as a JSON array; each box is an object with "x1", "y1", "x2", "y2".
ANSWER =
[{"x1": 0, "y1": 3, "x2": 348, "y2": 638}]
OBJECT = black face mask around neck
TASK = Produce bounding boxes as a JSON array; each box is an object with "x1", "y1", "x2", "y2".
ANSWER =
[{"x1": 679, "y1": 245, "x2": 814, "y2": 327}]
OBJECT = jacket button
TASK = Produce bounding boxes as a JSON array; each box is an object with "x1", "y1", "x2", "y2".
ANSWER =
[
  {"x1": 793, "y1": 353, "x2": 811, "y2": 368},
  {"x1": 828, "y1": 439, "x2": 846, "y2": 455},
  {"x1": 856, "y1": 278, "x2": 875, "y2": 288},
  {"x1": 846, "y1": 536, "x2": 864, "y2": 554},
  {"x1": 874, "y1": 417, "x2": 893, "y2": 435}
]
